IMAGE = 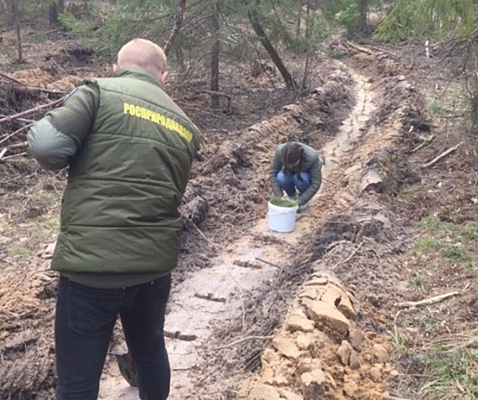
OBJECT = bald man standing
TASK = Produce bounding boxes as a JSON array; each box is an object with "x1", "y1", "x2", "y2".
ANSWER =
[{"x1": 28, "y1": 38, "x2": 201, "y2": 400}]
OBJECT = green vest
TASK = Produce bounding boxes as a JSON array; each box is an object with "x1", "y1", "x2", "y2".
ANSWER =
[{"x1": 51, "y1": 69, "x2": 200, "y2": 274}]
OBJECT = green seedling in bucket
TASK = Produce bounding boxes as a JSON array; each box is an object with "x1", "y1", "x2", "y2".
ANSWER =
[
  {"x1": 270, "y1": 197, "x2": 298, "y2": 208},
  {"x1": 268, "y1": 198, "x2": 299, "y2": 233}
]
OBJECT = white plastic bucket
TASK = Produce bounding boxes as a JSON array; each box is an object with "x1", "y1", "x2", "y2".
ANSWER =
[{"x1": 267, "y1": 201, "x2": 299, "y2": 233}]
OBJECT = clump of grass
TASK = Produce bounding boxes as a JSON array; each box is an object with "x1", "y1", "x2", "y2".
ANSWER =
[
  {"x1": 418, "y1": 216, "x2": 450, "y2": 231},
  {"x1": 327, "y1": 49, "x2": 347, "y2": 59},
  {"x1": 426, "y1": 100, "x2": 445, "y2": 115},
  {"x1": 39, "y1": 193, "x2": 56, "y2": 205},
  {"x1": 400, "y1": 214, "x2": 478, "y2": 399},
  {"x1": 390, "y1": 326, "x2": 409, "y2": 353},
  {"x1": 270, "y1": 198, "x2": 298, "y2": 208},
  {"x1": 25, "y1": 32, "x2": 47, "y2": 44},
  {"x1": 419, "y1": 316, "x2": 437, "y2": 331},
  {"x1": 409, "y1": 276, "x2": 424, "y2": 290},
  {"x1": 443, "y1": 244, "x2": 471, "y2": 263},
  {"x1": 414, "y1": 237, "x2": 439, "y2": 248},
  {"x1": 419, "y1": 347, "x2": 478, "y2": 399},
  {"x1": 461, "y1": 221, "x2": 478, "y2": 241},
  {"x1": 8, "y1": 244, "x2": 31, "y2": 257},
  {"x1": 414, "y1": 216, "x2": 474, "y2": 268}
]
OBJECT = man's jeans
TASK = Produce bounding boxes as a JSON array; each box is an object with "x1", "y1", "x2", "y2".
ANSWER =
[
  {"x1": 277, "y1": 170, "x2": 311, "y2": 198},
  {"x1": 55, "y1": 274, "x2": 172, "y2": 400}
]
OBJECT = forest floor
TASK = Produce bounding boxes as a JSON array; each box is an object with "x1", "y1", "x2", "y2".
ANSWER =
[{"x1": 1, "y1": 30, "x2": 478, "y2": 400}]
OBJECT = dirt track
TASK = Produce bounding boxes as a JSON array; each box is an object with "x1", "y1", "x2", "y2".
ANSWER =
[{"x1": 0, "y1": 48, "x2": 431, "y2": 400}]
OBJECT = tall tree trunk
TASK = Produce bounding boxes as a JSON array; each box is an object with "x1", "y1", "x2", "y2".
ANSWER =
[
  {"x1": 296, "y1": 1, "x2": 302, "y2": 37},
  {"x1": 175, "y1": 36, "x2": 185, "y2": 71},
  {"x1": 358, "y1": 0, "x2": 368, "y2": 32},
  {"x1": 12, "y1": 2, "x2": 23, "y2": 63},
  {"x1": 300, "y1": 0, "x2": 312, "y2": 91},
  {"x1": 5, "y1": 0, "x2": 15, "y2": 29},
  {"x1": 164, "y1": 0, "x2": 188, "y2": 57},
  {"x1": 210, "y1": 1, "x2": 221, "y2": 108},
  {"x1": 49, "y1": 0, "x2": 65, "y2": 26},
  {"x1": 244, "y1": 0, "x2": 296, "y2": 90}
]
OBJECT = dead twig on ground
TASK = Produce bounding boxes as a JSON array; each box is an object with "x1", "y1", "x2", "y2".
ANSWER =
[
  {"x1": 0, "y1": 123, "x2": 34, "y2": 145},
  {"x1": 233, "y1": 260, "x2": 262, "y2": 270},
  {"x1": 7, "y1": 141, "x2": 28, "y2": 149},
  {"x1": 194, "y1": 293, "x2": 226, "y2": 303},
  {"x1": 1, "y1": 152, "x2": 28, "y2": 161},
  {"x1": 344, "y1": 41, "x2": 375, "y2": 55},
  {"x1": 363, "y1": 237, "x2": 382, "y2": 262},
  {"x1": 333, "y1": 241, "x2": 364, "y2": 268},
  {"x1": 386, "y1": 396, "x2": 413, "y2": 400},
  {"x1": 423, "y1": 142, "x2": 463, "y2": 168},
  {"x1": 0, "y1": 71, "x2": 68, "y2": 95},
  {"x1": 324, "y1": 240, "x2": 350, "y2": 254},
  {"x1": 11, "y1": 85, "x2": 68, "y2": 96},
  {"x1": 412, "y1": 135, "x2": 435, "y2": 153},
  {"x1": 0, "y1": 114, "x2": 35, "y2": 124},
  {"x1": 397, "y1": 291, "x2": 460, "y2": 308},
  {"x1": 0, "y1": 71, "x2": 24, "y2": 85},
  {"x1": 192, "y1": 222, "x2": 219, "y2": 249},
  {"x1": 49, "y1": 57, "x2": 67, "y2": 74},
  {"x1": 0, "y1": 142, "x2": 27, "y2": 161},
  {"x1": 212, "y1": 335, "x2": 274, "y2": 350},
  {"x1": 0, "y1": 148, "x2": 7, "y2": 161},
  {"x1": 0, "y1": 97, "x2": 65, "y2": 125},
  {"x1": 257, "y1": 255, "x2": 287, "y2": 288},
  {"x1": 0, "y1": 173, "x2": 35, "y2": 184},
  {"x1": 323, "y1": 176, "x2": 340, "y2": 186},
  {"x1": 255, "y1": 257, "x2": 280, "y2": 268}
]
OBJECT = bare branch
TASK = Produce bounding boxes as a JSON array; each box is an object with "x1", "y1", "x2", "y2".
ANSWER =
[
  {"x1": 397, "y1": 291, "x2": 460, "y2": 308},
  {"x1": 0, "y1": 97, "x2": 65, "y2": 125},
  {"x1": 0, "y1": 123, "x2": 34, "y2": 145},
  {"x1": 164, "y1": 0, "x2": 188, "y2": 56},
  {"x1": 423, "y1": 142, "x2": 463, "y2": 168}
]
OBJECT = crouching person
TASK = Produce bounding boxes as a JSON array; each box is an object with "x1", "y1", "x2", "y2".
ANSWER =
[{"x1": 269, "y1": 142, "x2": 322, "y2": 211}]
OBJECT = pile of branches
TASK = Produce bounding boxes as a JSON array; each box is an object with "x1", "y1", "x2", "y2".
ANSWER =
[{"x1": 0, "y1": 73, "x2": 66, "y2": 163}]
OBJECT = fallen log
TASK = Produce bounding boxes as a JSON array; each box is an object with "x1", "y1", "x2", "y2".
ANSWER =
[{"x1": 344, "y1": 41, "x2": 375, "y2": 55}]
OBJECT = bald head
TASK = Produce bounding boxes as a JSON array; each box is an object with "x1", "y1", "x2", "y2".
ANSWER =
[{"x1": 116, "y1": 38, "x2": 167, "y2": 82}]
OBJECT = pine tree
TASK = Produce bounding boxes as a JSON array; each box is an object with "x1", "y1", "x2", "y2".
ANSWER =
[{"x1": 373, "y1": 0, "x2": 476, "y2": 44}]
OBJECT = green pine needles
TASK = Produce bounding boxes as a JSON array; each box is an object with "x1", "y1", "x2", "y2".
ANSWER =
[
  {"x1": 373, "y1": 0, "x2": 477, "y2": 44},
  {"x1": 270, "y1": 198, "x2": 299, "y2": 207}
]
